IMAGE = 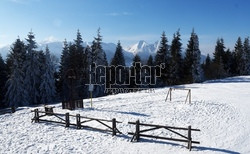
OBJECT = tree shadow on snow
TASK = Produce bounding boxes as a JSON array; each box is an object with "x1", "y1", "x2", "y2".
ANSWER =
[
  {"x1": 138, "y1": 138, "x2": 186, "y2": 148},
  {"x1": 93, "y1": 108, "x2": 150, "y2": 117},
  {"x1": 0, "y1": 107, "x2": 24, "y2": 115},
  {"x1": 132, "y1": 138, "x2": 240, "y2": 154},
  {"x1": 192, "y1": 146, "x2": 240, "y2": 154},
  {"x1": 203, "y1": 76, "x2": 250, "y2": 84}
]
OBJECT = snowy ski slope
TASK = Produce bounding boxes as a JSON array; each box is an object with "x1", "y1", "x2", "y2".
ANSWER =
[{"x1": 1, "y1": 76, "x2": 250, "y2": 154}]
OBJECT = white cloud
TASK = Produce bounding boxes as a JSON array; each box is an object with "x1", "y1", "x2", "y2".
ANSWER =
[
  {"x1": 43, "y1": 36, "x2": 58, "y2": 43},
  {"x1": 118, "y1": 34, "x2": 159, "y2": 42},
  {"x1": 122, "y1": 12, "x2": 133, "y2": 16},
  {"x1": 106, "y1": 12, "x2": 133, "y2": 16},
  {"x1": 104, "y1": 34, "x2": 159, "y2": 47},
  {"x1": 106, "y1": 12, "x2": 120, "y2": 16}
]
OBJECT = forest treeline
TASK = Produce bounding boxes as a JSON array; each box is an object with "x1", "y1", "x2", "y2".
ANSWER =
[{"x1": 0, "y1": 28, "x2": 249, "y2": 109}]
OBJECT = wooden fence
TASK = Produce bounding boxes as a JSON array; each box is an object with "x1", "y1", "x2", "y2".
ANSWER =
[
  {"x1": 31, "y1": 108, "x2": 201, "y2": 151},
  {"x1": 128, "y1": 120, "x2": 200, "y2": 151},
  {"x1": 31, "y1": 108, "x2": 122, "y2": 136}
]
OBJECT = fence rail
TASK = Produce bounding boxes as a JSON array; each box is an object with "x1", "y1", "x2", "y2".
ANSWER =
[
  {"x1": 128, "y1": 120, "x2": 200, "y2": 151},
  {"x1": 31, "y1": 108, "x2": 122, "y2": 136}
]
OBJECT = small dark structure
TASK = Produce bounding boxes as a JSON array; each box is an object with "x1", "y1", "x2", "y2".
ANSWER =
[
  {"x1": 128, "y1": 120, "x2": 200, "y2": 151},
  {"x1": 44, "y1": 106, "x2": 54, "y2": 116},
  {"x1": 62, "y1": 100, "x2": 83, "y2": 110},
  {"x1": 62, "y1": 69, "x2": 84, "y2": 110}
]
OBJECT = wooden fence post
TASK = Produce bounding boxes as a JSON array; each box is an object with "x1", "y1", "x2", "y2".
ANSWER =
[
  {"x1": 112, "y1": 118, "x2": 116, "y2": 136},
  {"x1": 189, "y1": 90, "x2": 191, "y2": 104},
  {"x1": 76, "y1": 114, "x2": 81, "y2": 129},
  {"x1": 170, "y1": 88, "x2": 172, "y2": 101},
  {"x1": 33, "y1": 109, "x2": 37, "y2": 122},
  {"x1": 187, "y1": 125, "x2": 192, "y2": 151},
  {"x1": 34, "y1": 109, "x2": 39, "y2": 123},
  {"x1": 65, "y1": 113, "x2": 70, "y2": 127},
  {"x1": 135, "y1": 120, "x2": 140, "y2": 141}
]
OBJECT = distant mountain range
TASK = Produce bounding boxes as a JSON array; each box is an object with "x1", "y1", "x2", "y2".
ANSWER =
[{"x1": 0, "y1": 40, "x2": 205, "y2": 65}]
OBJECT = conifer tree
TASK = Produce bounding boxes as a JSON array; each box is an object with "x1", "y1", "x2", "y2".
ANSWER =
[
  {"x1": 6, "y1": 37, "x2": 26, "y2": 77},
  {"x1": 39, "y1": 46, "x2": 56, "y2": 104},
  {"x1": 103, "y1": 52, "x2": 108, "y2": 66},
  {"x1": 212, "y1": 38, "x2": 227, "y2": 78},
  {"x1": 223, "y1": 49, "x2": 234, "y2": 75},
  {"x1": 110, "y1": 41, "x2": 126, "y2": 90},
  {"x1": 73, "y1": 30, "x2": 88, "y2": 99},
  {"x1": 145, "y1": 55, "x2": 155, "y2": 88},
  {"x1": 234, "y1": 37, "x2": 245, "y2": 75},
  {"x1": 130, "y1": 54, "x2": 141, "y2": 89},
  {"x1": 243, "y1": 37, "x2": 250, "y2": 74},
  {"x1": 111, "y1": 41, "x2": 125, "y2": 66},
  {"x1": 0, "y1": 54, "x2": 7, "y2": 108},
  {"x1": 184, "y1": 29, "x2": 202, "y2": 83},
  {"x1": 90, "y1": 28, "x2": 106, "y2": 97},
  {"x1": 147, "y1": 55, "x2": 154, "y2": 66},
  {"x1": 169, "y1": 30, "x2": 183, "y2": 85},
  {"x1": 23, "y1": 31, "x2": 40, "y2": 105},
  {"x1": 154, "y1": 31, "x2": 170, "y2": 85},
  {"x1": 91, "y1": 28, "x2": 106, "y2": 65},
  {"x1": 5, "y1": 39, "x2": 28, "y2": 107},
  {"x1": 59, "y1": 39, "x2": 70, "y2": 101},
  {"x1": 202, "y1": 54, "x2": 213, "y2": 80}
]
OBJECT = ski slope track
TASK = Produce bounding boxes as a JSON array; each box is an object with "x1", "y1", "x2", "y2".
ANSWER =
[{"x1": 1, "y1": 76, "x2": 250, "y2": 154}]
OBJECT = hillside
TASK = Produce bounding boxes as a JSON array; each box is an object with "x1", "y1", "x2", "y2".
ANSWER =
[{"x1": 0, "y1": 76, "x2": 250, "y2": 153}]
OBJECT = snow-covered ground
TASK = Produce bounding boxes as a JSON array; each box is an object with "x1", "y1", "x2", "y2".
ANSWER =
[{"x1": 1, "y1": 76, "x2": 250, "y2": 154}]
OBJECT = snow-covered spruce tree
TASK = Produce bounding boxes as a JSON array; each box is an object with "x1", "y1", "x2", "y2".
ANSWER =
[
  {"x1": 5, "y1": 39, "x2": 28, "y2": 107},
  {"x1": 212, "y1": 38, "x2": 227, "y2": 79},
  {"x1": 183, "y1": 29, "x2": 202, "y2": 83},
  {"x1": 155, "y1": 31, "x2": 170, "y2": 86},
  {"x1": 39, "y1": 46, "x2": 56, "y2": 104},
  {"x1": 6, "y1": 37, "x2": 27, "y2": 77},
  {"x1": 169, "y1": 30, "x2": 183, "y2": 85},
  {"x1": 91, "y1": 28, "x2": 106, "y2": 66},
  {"x1": 23, "y1": 31, "x2": 41, "y2": 105},
  {"x1": 234, "y1": 37, "x2": 245, "y2": 75},
  {"x1": 90, "y1": 28, "x2": 106, "y2": 97},
  {"x1": 0, "y1": 54, "x2": 8, "y2": 108},
  {"x1": 243, "y1": 37, "x2": 250, "y2": 75}
]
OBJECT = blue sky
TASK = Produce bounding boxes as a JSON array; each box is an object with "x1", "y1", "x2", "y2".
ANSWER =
[{"x1": 0, "y1": 0, "x2": 250, "y2": 55}]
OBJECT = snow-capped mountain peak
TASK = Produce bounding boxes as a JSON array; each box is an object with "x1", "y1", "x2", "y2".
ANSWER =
[
  {"x1": 127, "y1": 40, "x2": 148, "y2": 54},
  {"x1": 125, "y1": 40, "x2": 159, "y2": 60}
]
